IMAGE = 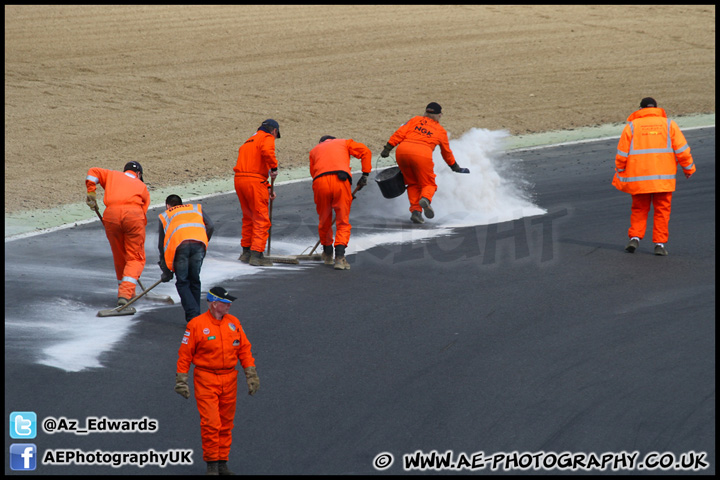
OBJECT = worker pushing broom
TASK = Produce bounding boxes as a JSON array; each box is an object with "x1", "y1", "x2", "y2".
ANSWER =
[{"x1": 308, "y1": 135, "x2": 373, "y2": 270}]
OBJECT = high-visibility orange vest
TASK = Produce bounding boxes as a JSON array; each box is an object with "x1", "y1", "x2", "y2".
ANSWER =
[
  {"x1": 612, "y1": 108, "x2": 695, "y2": 195},
  {"x1": 159, "y1": 204, "x2": 209, "y2": 271}
]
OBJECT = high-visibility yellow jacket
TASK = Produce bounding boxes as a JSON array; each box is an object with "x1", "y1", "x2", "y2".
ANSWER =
[
  {"x1": 159, "y1": 204, "x2": 209, "y2": 271},
  {"x1": 612, "y1": 107, "x2": 695, "y2": 195}
]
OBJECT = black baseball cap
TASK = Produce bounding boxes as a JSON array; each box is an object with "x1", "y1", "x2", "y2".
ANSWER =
[
  {"x1": 207, "y1": 287, "x2": 237, "y2": 303},
  {"x1": 425, "y1": 102, "x2": 442, "y2": 114},
  {"x1": 261, "y1": 119, "x2": 281, "y2": 138},
  {"x1": 640, "y1": 97, "x2": 657, "y2": 108},
  {"x1": 123, "y1": 161, "x2": 144, "y2": 182}
]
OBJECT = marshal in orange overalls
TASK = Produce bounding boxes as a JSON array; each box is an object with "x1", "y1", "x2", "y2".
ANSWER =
[
  {"x1": 387, "y1": 115, "x2": 458, "y2": 214},
  {"x1": 612, "y1": 106, "x2": 696, "y2": 244},
  {"x1": 86, "y1": 167, "x2": 150, "y2": 301},
  {"x1": 309, "y1": 137, "x2": 372, "y2": 249},
  {"x1": 233, "y1": 128, "x2": 278, "y2": 254},
  {"x1": 177, "y1": 309, "x2": 255, "y2": 463}
]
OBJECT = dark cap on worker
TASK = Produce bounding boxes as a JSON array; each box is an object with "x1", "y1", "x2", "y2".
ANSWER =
[
  {"x1": 123, "y1": 161, "x2": 144, "y2": 181},
  {"x1": 640, "y1": 97, "x2": 657, "y2": 108},
  {"x1": 319, "y1": 135, "x2": 336, "y2": 143},
  {"x1": 425, "y1": 102, "x2": 442, "y2": 114},
  {"x1": 207, "y1": 287, "x2": 237, "y2": 303},
  {"x1": 261, "y1": 118, "x2": 281, "y2": 138}
]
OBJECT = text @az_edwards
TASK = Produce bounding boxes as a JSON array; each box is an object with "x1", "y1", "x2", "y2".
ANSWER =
[{"x1": 42, "y1": 416, "x2": 157, "y2": 435}]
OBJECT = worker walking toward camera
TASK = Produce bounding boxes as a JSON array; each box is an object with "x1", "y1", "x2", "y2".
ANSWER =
[
  {"x1": 380, "y1": 102, "x2": 469, "y2": 224},
  {"x1": 158, "y1": 194, "x2": 215, "y2": 322},
  {"x1": 309, "y1": 135, "x2": 372, "y2": 270},
  {"x1": 612, "y1": 97, "x2": 696, "y2": 256},
  {"x1": 175, "y1": 286, "x2": 260, "y2": 476},
  {"x1": 85, "y1": 161, "x2": 150, "y2": 306},
  {"x1": 234, "y1": 119, "x2": 280, "y2": 267}
]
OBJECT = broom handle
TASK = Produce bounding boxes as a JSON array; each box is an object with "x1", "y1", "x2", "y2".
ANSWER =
[
  {"x1": 117, "y1": 279, "x2": 163, "y2": 311},
  {"x1": 266, "y1": 176, "x2": 276, "y2": 255}
]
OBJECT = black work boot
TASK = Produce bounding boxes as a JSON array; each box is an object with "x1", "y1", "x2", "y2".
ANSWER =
[
  {"x1": 419, "y1": 197, "x2": 434, "y2": 219},
  {"x1": 321, "y1": 245, "x2": 334, "y2": 265},
  {"x1": 206, "y1": 461, "x2": 219, "y2": 475},
  {"x1": 625, "y1": 237, "x2": 639, "y2": 253},
  {"x1": 654, "y1": 243, "x2": 669, "y2": 256},
  {"x1": 410, "y1": 211, "x2": 424, "y2": 224},
  {"x1": 238, "y1": 246, "x2": 251, "y2": 263},
  {"x1": 249, "y1": 250, "x2": 273, "y2": 266},
  {"x1": 218, "y1": 460, "x2": 235, "y2": 475}
]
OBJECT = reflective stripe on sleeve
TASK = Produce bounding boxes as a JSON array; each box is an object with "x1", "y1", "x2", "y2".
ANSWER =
[{"x1": 674, "y1": 143, "x2": 689, "y2": 154}]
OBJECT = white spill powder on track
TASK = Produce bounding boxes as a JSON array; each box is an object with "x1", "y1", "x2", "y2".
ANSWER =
[{"x1": 8, "y1": 127, "x2": 546, "y2": 372}]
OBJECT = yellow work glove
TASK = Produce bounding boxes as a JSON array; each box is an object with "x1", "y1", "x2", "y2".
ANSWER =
[
  {"x1": 244, "y1": 366, "x2": 259, "y2": 396},
  {"x1": 85, "y1": 191, "x2": 97, "y2": 210},
  {"x1": 174, "y1": 372, "x2": 190, "y2": 399}
]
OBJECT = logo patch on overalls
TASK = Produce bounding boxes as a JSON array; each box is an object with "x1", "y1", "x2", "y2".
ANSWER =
[
  {"x1": 233, "y1": 340, "x2": 240, "y2": 346},
  {"x1": 229, "y1": 323, "x2": 236, "y2": 331},
  {"x1": 203, "y1": 328, "x2": 210, "y2": 335}
]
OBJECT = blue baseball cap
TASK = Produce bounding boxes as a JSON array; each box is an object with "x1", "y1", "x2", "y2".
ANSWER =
[{"x1": 206, "y1": 287, "x2": 237, "y2": 303}]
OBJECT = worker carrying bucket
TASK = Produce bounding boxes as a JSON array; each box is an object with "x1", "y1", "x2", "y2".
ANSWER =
[
  {"x1": 379, "y1": 102, "x2": 469, "y2": 224},
  {"x1": 375, "y1": 166, "x2": 406, "y2": 199}
]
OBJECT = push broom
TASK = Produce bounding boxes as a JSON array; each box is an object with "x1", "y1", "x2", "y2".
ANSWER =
[
  {"x1": 93, "y1": 205, "x2": 173, "y2": 303},
  {"x1": 97, "y1": 278, "x2": 163, "y2": 317},
  {"x1": 263, "y1": 176, "x2": 300, "y2": 264},
  {"x1": 288, "y1": 182, "x2": 363, "y2": 262}
]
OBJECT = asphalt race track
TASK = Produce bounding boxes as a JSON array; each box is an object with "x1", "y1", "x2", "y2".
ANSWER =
[{"x1": 4, "y1": 128, "x2": 715, "y2": 475}]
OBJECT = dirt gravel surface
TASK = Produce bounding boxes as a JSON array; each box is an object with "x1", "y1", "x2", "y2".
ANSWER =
[{"x1": 4, "y1": 5, "x2": 715, "y2": 214}]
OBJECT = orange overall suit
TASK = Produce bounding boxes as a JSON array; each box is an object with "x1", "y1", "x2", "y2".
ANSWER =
[
  {"x1": 612, "y1": 107, "x2": 696, "y2": 243},
  {"x1": 86, "y1": 167, "x2": 150, "y2": 301},
  {"x1": 309, "y1": 138, "x2": 372, "y2": 248},
  {"x1": 387, "y1": 116, "x2": 458, "y2": 213},
  {"x1": 233, "y1": 130, "x2": 278, "y2": 254},
  {"x1": 177, "y1": 310, "x2": 255, "y2": 463}
]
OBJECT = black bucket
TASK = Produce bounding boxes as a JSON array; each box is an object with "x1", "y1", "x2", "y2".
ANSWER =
[{"x1": 375, "y1": 167, "x2": 406, "y2": 199}]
